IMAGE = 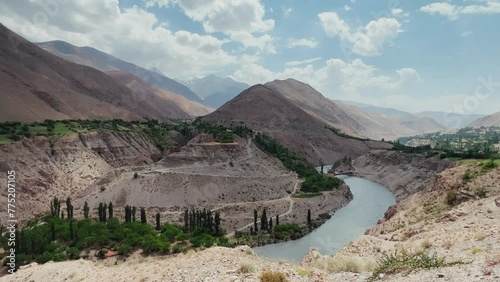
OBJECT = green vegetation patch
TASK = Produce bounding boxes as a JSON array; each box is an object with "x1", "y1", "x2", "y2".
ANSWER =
[
  {"x1": 293, "y1": 192, "x2": 323, "y2": 198},
  {"x1": 370, "y1": 250, "x2": 459, "y2": 280},
  {"x1": 253, "y1": 133, "x2": 343, "y2": 193}
]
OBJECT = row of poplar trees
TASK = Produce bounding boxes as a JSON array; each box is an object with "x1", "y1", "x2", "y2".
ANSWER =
[
  {"x1": 183, "y1": 209, "x2": 221, "y2": 235},
  {"x1": 251, "y1": 208, "x2": 277, "y2": 234},
  {"x1": 51, "y1": 197, "x2": 158, "y2": 227}
]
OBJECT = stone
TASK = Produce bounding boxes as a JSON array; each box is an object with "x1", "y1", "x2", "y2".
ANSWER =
[{"x1": 437, "y1": 273, "x2": 445, "y2": 278}]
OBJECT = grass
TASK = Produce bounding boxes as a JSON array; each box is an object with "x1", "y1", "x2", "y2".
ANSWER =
[
  {"x1": 293, "y1": 192, "x2": 323, "y2": 198},
  {"x1": 370, "y1": 250, "x2": 449, "y2": 280},
  {"x1": 296, "y1": 269, "x2": 312, "y2": 276},
  {"x1": 0, "y1": 135, "x2": 11, "y2": 144},
  {"x1": 316, "y1": 254, "x2": 376, "y2": 274},
  {"x1": 259, "y1": 271, "x2": 288, "y2": 282},
  {"x1": 472, "y1": 247, "x2": 483, "y2": 255},
  {"x1": 238, "y1": 262, "x2": 255, "y2": 274}
]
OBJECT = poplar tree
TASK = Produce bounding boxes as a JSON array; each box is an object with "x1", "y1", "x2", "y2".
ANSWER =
[
  {"x1": 253, "y1": 209, "x2": 258, "y2": 233},
  {"x1": 261, "y1": 208, "x2": 268, "y2": 231},
  {"x1": 108, "y1": 202, "x2": 113, "y2": 219},
  {"x1": 140, "y1": 207, "x2": 147, "y2": 224},
  {"x1": 83, "y1": 201, "x2": 90, "y2": 219},
  {"x1": 276, "y1": 215, "x2": 279, "y2": 226},
  {"x1": 214, "y1": 212, "x2": 221, "y2": 235},
  {"x1": 307, "y1": 209, "x2": 312, "y2": 228},
  {"x1": 156, "y1": 212, "x2": 160, "y2": 231}
]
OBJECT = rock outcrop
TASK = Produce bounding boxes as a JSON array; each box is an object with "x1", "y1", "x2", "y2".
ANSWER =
[
  {"x1": 0, "y1": 131, "x2": 162, "y2": 222},
  {"x1": 352, "y1": 151, "x2": 452, "y2": 200}
]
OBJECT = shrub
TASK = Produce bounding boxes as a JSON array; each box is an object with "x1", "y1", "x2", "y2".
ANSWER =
[
  {"x1": 259, "y1": 271, "x2": 288, "y2": 282},
  {"x1": 53, "y1": 252, "x2": 68, "y2": 262},
  {"x1": 475, "y1": 187, "x2": 488, "y2": 198},
  {"x1": 37, "y1": 252, "x2": 54, "y2": 264},
  {"x1": 133, "y1": 172, "x2": 139, "y2": 179},
  {"x1": 462, "y1": 171, "x2": 473, "y2": 183},
  {"x1": 117, "y1": 244, "x2": 132, "y2": 255},
  {"x1": 371, "y1": 250, "x2": 446, "y2": 280},
  {"x1": 238, "y1": 263, "x2": 255, "y2": 274},
  {"x1": 446, "y1": 191, "x2": 457, "y2": 206},
  {"x1": 66, "y1": 247, "x2": 80, "y2": 259}
]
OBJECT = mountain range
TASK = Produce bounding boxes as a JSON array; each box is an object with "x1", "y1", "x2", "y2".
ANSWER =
[
  {"x1": 0, "y1": 24, "x2": 207, "y2": 122},
  {"x1": 184, "y1": 75, "x2": 250, "y2": 108},
  {"x1": 36, "y1": 40, "x2": 204, "y2": 104},
  {"x1": 469, "y1": 112, "x2": 500, "y2": 128},
  {"x1": 339, "y1": 100, "x2": 484, "y2": 129}
]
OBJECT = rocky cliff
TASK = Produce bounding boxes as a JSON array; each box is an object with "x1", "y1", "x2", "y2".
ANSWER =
[
  {"x1": 0, "y1": 131, "x2": 163, "y2": 222},
  {"x1": 352, "y1": 151, "x2": 453, "y2": 200}
]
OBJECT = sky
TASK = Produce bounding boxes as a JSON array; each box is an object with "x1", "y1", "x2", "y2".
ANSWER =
[{"x1": 0, "y1": 0, "x2": 499, "y2": 114}]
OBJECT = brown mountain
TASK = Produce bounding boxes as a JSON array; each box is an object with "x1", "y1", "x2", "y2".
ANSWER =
[
  {"x1": 106, "y1": 71, "x2": 213, "y2": 117},
  {"x1": 203, "y1": 84, "x2": 379, "y2": 165},
  {"x1": 469, "y1": 112, "x2": 500, "y2": 127},
  {"x1": 0, "y1": 24, "x2": 193, "y2": 122},
  {"x1": 264, "y1": 79, "x2": 444, "y2": 140},
  {"x1": 36, "y1": 40, "x2": 204, "y2": 103}
]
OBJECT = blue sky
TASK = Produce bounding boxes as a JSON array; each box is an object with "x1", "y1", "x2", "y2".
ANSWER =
[{"x1": 0, "y1": 0, "x2": 499, "y2": 114}]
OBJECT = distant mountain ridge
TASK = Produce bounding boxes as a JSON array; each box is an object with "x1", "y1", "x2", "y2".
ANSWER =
[
  {"x1": 184, "y1": 75, "x2": 249, "y2": 108},
  {"x1": 36, "y1": 40, "x2": 204, "y2": 103},
  {"x1": 469, "y1": 112, "x2": 500, "y2": 127},
  {"x1": 339, "y1": 100, "x2": 484, "y2": 129},
  {"x1": 264, "y1": 79, "x2": 444, "y2": 140}
]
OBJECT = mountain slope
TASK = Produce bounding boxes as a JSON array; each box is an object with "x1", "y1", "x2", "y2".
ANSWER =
[
  {"x1": 184, "y1": 75, "x2": 249, "y2": 108},
  {"x1": 415, "y1": 111, "x2": 484, "y2": 129},
  {"x1": 36, "y1": 40, "x2": 203, "y2": 103},
  {"x1": 265, "y1": 79, "x2": 444, "y2": 140},
  {"x1": 340, "y1": 100, "x2": 483, "y2": 129},
  {"x1": 469, "y1": 112, "x2": 500, "y2": 127},
  {"x1": 106, "y1": 71, "x2": 213, "y2": 117},
  {"x1": 0, "y1": 24, "x2": 198, "y2": 122},
  {"x1": 0, "y1": 24, "x2": 142, "y2": 122},
  {"x1": 203, "y1": 84, "x2": 373, "y2": 165}
]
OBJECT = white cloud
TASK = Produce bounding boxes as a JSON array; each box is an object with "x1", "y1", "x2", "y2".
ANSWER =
[
  {"x1": 231, "y1": 58, "x2": 421, "y2": 96},
  {"x1": 283, "y1": 7, "x2": 293, "y2": 17},
  {"x1": 286, "y1": 38, "x2": 319, "y2": 48},
  {"x1": 344, "y1": 5, "x2": 352, "y2": 11},
  {"x1": 421, "y1": 1, "x2": 500, "y2": 20},
  {"x1": 284, "y1": 57, "x2": 322, "y2": 67},
  {"x1": 230, "y1": 32, "x2": 276, "y2": 53},
  {"x1": 318, "y1": 12, "x2": 402, "y2": 56},
  {"x1": 160, "y1": 0, "x2": 276, "y2": 52},
  {"x1": 0, "y1": 0, "x2": 237, "y2": 79},
  {"x1": 391, "y1": 8, "x2": 409, "y2": 17}
]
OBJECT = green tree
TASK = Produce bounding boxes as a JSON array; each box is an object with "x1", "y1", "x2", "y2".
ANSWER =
[
  {"x1": 214, "y1": 212, "x2": 221, "y2": 235},
  {"x1": 140, "y1": 208, "x2": 147, "y2": 224},
  {"x1": 268, "y1": 218, "x2": 273, "y2": 233},
  {"x1": 261, "y1": 208, "x2": 268, "y2": 231},
  {"x1": 132, "y1": 206, "x2": 137, "y2": 222},
  {"x1": 50, "y1": 197, "x2": 61, "y2": 218},
  {"x1": 307, "y1": 209, "x2": 312, "y2": 228},
  {"x1": 276, "y1": 215, "x2": 279, "y2": 226},
  {"x1": 184, "y1": 209, "x2": 189, "y2": 230},
  {"x1": 83, "y1": 201, "x2": 89, "y2": 219},
  {"x1": 108, "y1": 202, "x2": 113, "y2": 219},
  {"x1": 155, "y1": 212, "x2": 160, "y2": 231},
  {"x1": 253, "y1": 209, "x2": 258, "y2": 233}
]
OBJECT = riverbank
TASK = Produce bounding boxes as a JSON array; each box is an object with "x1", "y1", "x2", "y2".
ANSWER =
[
  {"x1": 253, "y1": 176, "x2": 395, "y2": 263},
  {"x1": 230, "y1": 183, "x2": 353, "y2": 248}
]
